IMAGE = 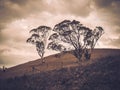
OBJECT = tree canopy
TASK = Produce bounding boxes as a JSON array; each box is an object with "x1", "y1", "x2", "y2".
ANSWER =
[
  {"x1": 27, "y1": 20, "x2": 104, "y2": 62},
  {"x1": 26, "y1": 26, "x2": 51, "y2": 63},
  {"x1": 48, "y1": 20, "x2": 104, "y2": 61}
]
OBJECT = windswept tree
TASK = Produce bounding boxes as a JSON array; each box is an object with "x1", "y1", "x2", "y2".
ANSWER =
[
  {"x1": 26, "y1": 26, "x2": 51, "y2": 63},
  {"x1": 26, "y1": 20, "x2": 104, "y2": 62},
  {"x1": 48, "y1": 20, "x2": 104, "y2": 61}
]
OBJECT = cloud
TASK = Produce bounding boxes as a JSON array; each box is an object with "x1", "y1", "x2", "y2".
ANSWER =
[
  {"x1": 109, "y1": 36, "x2": 120, "y2": 48},
  {"x1": 0, "y1": 0, "x2": 94, "y2": 44},
  {"x1": 0, "y1": 0, "x2": 93, "y2": 30},
  {"x1": 0, "y1": 40, "x2": 39, "y2": 67},
  {"x1": 0, "y1": 0, "x2": 120, "y2": 67},
  {"x1": 93, "y1": 0, "x2": 120, "y2": 25},
  {"x1": 0, "y1": 0, "x2": 40, "y2": 29},
  {"x1": 91, "y1": 0, "x2": 120, "y2": 48}
]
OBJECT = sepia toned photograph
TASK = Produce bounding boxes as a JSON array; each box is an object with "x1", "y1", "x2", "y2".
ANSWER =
[{"x1": 0, "y1": 0, "x2": 120, "y2": 90}]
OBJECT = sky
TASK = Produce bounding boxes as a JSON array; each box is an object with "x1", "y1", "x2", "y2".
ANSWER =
[{"x1": 0, "y1": 0, "x2": 120, "y2": 68}]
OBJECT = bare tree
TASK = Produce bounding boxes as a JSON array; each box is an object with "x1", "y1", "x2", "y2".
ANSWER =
[
  {"x1": 26, "y1": 26, "x2": 51, "y2": 63},
  {"x1": 48, "y1": 20, "x2": 104, "y2": 61}
]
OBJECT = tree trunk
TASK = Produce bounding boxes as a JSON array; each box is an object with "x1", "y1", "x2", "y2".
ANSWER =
[{"x1": 73, "y1": 49, "x2": 83, "y2": 62}]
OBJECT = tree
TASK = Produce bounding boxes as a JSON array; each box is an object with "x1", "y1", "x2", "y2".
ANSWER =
[
  {"x1": 26, "y1": 20, "x2": 104, "y2": 62},
  {"x1": 26, "y1": 26, "x2": 51, "y2": 63},
  {"x1": 48, "y1": 20, "x2": 104, "y2": 61}
]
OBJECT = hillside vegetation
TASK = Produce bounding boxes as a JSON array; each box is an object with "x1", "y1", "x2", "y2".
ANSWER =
[{"x1": 0, "y1": 49, "x2": 120, "y2": 90}]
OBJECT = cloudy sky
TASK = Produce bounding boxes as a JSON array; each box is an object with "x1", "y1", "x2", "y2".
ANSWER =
[{"x1": 0, "y1": 0, "x2": 120, "y2": 68}]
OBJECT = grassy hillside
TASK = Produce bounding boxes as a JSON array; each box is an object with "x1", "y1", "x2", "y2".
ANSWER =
[
  {"x1": 0, "y1": 49, "x2": 120, "y2": 79},
  {"x1": 0, "y1": 49, "x2": 120, "y2": 90},
  {"x1": 0, "y1": 55, "x2": 120, "y2": 90}
]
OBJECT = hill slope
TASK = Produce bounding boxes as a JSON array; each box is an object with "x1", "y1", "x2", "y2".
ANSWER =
[
  {"x1": 0, "y1": 49, "x2": 120, "y2": 79},
  {"x1": 0, "y1": 52, "x2": 120, "y2": 90}
]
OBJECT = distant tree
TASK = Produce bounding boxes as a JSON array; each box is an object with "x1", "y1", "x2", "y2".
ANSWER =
[
  {"x1": 26, "y1": 26, "x2": 51, "y2": 63},
  {"x1": 48, "y1": 20, "x2": 104, "y2": 61}
]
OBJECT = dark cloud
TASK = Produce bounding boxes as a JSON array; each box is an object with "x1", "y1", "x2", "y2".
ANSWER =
[
  {"x1": 93, "y1": 0, "x2": 120, "y2": 48},
  {"x1": 93, "y1": 0, "x2": 120, "y2": 25},
  {"x1": 0, "y1": 0, "x2": 93, "y2": 30},
  {"x1": 0, "y1": 0, "x2": 93, "y2": 45},
  {"x1": 10, "y1": 0, "x2": 29, "y2": 5},
  {"x1": 94, "y1": 0, "x2": 120, "y2": 7},
  {"x1": 0, "y1": 0, "x2": 24, "y2": 29},
  {"x1": 0, "y1": 0, "x2": 44, "y2": 43},
  {"x1": 0, "y1": 0, "x2": 42, "y2": 30}
]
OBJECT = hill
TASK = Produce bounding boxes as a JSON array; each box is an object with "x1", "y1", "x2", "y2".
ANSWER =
[{"x1": 0, "y1": 49, "x2": 120, "y2": 90}]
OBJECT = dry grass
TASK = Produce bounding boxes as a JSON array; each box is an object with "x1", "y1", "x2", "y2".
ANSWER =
[
  {"x1": 0, "y1": 49, "x2": 120, "y2": 79},
  {"x1": 0, "y1": 49, "x2": 120, "y2": 90},
  {"x1": 0, "y1": 54, "x2": 120, "y2": 90}
]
